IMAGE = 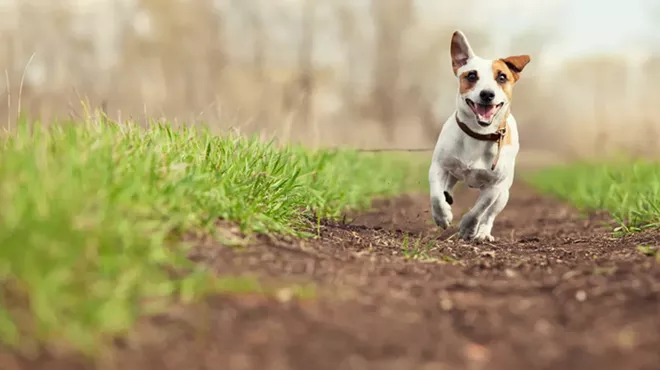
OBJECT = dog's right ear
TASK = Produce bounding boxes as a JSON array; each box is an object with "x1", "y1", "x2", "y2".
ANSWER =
[{"x1": 450, "y1": 30, "x2": 474, "y2": 75}]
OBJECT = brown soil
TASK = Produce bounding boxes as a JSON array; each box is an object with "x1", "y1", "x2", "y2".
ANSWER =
[{"x1": 5, "y1": 181, "x2": 660, "y2": 370}]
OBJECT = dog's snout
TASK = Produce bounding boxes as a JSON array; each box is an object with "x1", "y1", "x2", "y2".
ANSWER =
[{"x1": 479, "y1": 89, "x2": 495, "y2": 103}]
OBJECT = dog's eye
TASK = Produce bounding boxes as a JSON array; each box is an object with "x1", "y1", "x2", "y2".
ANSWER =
[
  {"x1": 497, "y1": 73, "x2": 508, "y2": 83},
  {"x1": 465, "y1": 71, "x2": 478, "y2": 82}
]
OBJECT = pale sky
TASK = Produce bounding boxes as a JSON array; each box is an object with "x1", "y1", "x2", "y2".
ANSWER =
[
  {"x1": 251, "y1": 0, "x2": 659, "y2": 69},
  {"x1": 416, "y1": 0, "x2": 656, "y2": 58},
  {"x1": 537, "y1": 0, "x2": 654, "y2": 56}
]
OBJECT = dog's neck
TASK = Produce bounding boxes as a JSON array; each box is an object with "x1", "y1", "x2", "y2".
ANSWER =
[{"x1": 455, "y1": 108, "x2": 511, "y2": 171}]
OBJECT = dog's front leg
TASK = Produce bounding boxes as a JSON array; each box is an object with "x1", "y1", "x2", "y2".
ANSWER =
[
  {"x1": 429, "y1": 160, "x2": 457, "y2": 229},
  {"x1": 458, "y1": 185, "x2": 504, "y2": 241}
]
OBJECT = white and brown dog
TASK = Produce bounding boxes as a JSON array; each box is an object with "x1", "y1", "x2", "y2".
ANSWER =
[{"x1": 429, "y1": 30, "x2": 530, "y2": 242}]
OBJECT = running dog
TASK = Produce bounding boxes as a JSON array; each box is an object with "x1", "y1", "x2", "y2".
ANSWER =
[{"x1": 429, "y1": 30, "x2": 530, "y2": 242}]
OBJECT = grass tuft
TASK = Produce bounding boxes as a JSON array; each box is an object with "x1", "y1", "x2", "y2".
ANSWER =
[
  {"x1": 527, "y1": 159, "x2": 660, "y2": 232},
  {"x1": 0, "y1": 117, "x2": 427, "y2": 354}
]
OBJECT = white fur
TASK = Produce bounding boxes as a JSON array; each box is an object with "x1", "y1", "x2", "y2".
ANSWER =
[{"x1": 429, "y1": 30, "x2": 527, "y2": 243}]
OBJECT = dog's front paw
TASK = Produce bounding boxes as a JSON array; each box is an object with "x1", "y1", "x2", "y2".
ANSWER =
[
  {"x1": 431, "y1": 197, "x2": 453, "y2": 229},
  {"x1": 434, "y1": 214, "x2": 453, "y2": 229},
  {"x1": 458, "y1": 215, "x2": 479, "y2": 241},
  {"x1": 473, "y1": 231, "x2": 495, "y2": 243},
  {"x1": 472, "y1": 224, "x2": 495, "y2": 243}
]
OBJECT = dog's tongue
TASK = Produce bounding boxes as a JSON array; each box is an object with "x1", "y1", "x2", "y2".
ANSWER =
[{"x1": 475, "y1": 104, "x2": 497, "y2": 120}]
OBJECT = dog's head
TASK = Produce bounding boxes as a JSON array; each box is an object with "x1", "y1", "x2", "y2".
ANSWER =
[{"x1": 450, "y1": 30, "x2": 530, "y2": 128}]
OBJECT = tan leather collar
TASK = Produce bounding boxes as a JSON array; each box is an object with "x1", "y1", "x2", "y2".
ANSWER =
[{"x1": 455, "y1": 112, "x2": 509, "y2": 171}]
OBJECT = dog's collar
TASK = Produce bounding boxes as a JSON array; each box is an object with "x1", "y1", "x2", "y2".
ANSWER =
[{"x1": 455, "y1": 113, "x2": 509, "y2": 171}]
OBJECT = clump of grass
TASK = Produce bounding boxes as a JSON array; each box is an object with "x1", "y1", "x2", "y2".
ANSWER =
[
  {"x1": 0, "y1": 118, "x2": 426, "y2": 354},
  {"x1": 527, "y1": 160, "x2": 660, "y2": 232},
  {"x1": 636, "y1": 245, "x2": 658, "y2": 257},
  {"x1": 401, "y1": 234, "x2": 442, "y2": 262},
  {"x1": 636, "y1": 245, "x2": 660, "y2": 264},
  {"x1": 399, "y1": 234, "x2": 458, "y2": 264}
]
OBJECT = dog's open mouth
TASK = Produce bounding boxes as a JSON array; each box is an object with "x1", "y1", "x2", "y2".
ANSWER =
[{"x1": 466, "y1": 99, "x2": 504, "y2": 126}]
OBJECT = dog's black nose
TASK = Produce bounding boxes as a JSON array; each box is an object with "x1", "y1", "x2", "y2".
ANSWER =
[{"x1": 479, "y1": 89, "x2": 495, "y2": 103}]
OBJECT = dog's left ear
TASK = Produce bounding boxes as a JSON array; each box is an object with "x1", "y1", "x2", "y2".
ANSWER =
[
  {"x1": 502, "y1": 55, "x2": 531, "y2": 82},
  {"x1": 450, "y1": 30, "x2": 475, "y2": 75}
]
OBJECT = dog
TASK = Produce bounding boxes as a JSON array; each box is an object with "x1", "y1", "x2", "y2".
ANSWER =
[{"x1": 429, "y1": 30, "x2": 530, "y2": 243}]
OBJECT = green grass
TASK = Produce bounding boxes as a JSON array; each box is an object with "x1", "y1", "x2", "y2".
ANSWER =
[
  {"x1": 636, "y1": 245, "x2": 658, "y2": 257},
  {"x1": 400, "y1": 234, "x2": 436, "y2": 262},
  {"x1": 0, "y1": 118, "x2": 427, "y2": 354},
  {"x1": 399, "y1": 234, "x2": 459, "y2": 264},
  {"x1": 527, "y1": 160, "x2": 660, "y2": 232}
]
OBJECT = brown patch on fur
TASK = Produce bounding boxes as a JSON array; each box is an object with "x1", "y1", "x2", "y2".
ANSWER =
[
  {"x1": 493, "y1": 115, "x2": 512, "y2": 170},
  {"x1": 502, "y1": 123, "x2": 512, "y2": 146},
  {"x1": 492, "y1": 55, "x2": 530, "y2": 102},
  {"x1": 459, "y1": 71, "x2": 478, "y2": 94},
  {"x1": 492, "y1": 60, "x2": 516, "y2": 101},
  {"x1": 498, "y1": 111, "x2": 512, "y2": 147},
  {"x1": 491, "y1": 55, "x2": 529, "y2": 150},
  {"x1": 503, "y1": 55, "x2": 531, "y2": 77}
]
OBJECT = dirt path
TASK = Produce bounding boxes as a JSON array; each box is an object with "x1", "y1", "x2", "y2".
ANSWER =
[{"x1": 9, "y1": 181, "x2": 660, "y2": 370}]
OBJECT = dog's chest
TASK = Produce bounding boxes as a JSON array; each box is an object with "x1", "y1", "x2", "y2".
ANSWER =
[
  {"x1": 455, "y1": 138, "x2": 499, "y2": 166},
  {"x1": 440, "y1": 141, "x2": 503, "y2": 188}
]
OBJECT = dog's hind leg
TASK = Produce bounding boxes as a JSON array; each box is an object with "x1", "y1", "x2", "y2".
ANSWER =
[{"x1": 429, "y1": 160, "x2": 458, "y2": 229}]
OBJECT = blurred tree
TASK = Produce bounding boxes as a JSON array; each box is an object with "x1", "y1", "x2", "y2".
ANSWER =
[
  {"x1": 334, "y1": 2, "x2": 358, "y2": 114},
  {"x1": 13, "y1": 1, "x2": 84, "y2": 120},
  {"x1": 297, "y1": 0, "x2": 317, "y2": 131},
  {"x1": 369, "y1": 0, "x2": 414, "y2": 142},
  {"x1": 234, "y1": 0, "x2": 267, "y2": 82},
  {"x1": 120, "y1": 0, "x2": 226, "y2": 115}
]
